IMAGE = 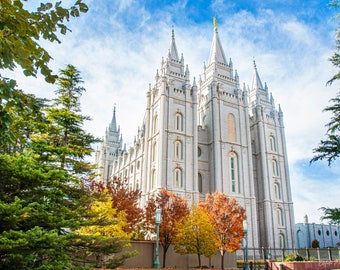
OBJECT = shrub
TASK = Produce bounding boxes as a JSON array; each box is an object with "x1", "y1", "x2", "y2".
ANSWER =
[
  {"x1": 284, "y1": 253, "x2": 305, "y2": 262},
  {"x1": 312, "y1": 239, "x2": 320, "y2": 248}
]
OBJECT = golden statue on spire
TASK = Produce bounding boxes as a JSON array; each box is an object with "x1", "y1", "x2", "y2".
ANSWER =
[{"x1": 213, "y1": 16, "x2": 218, "y2": 29}]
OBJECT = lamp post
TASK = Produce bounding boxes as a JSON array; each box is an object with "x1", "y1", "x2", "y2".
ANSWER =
[
  {"x1": 153, "y1": 208, "x2": 162, "y2": 268},
  {"x1": 243, "y1": 220, "x2": 249, "y2": 270}
]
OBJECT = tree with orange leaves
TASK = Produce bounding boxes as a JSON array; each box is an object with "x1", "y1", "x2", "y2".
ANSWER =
[
  {"x1": 144, "y1": 189, "x2": 189, "y2": 267},
  {"x1": 199, "y1": 192, "x2": 246, "y2": 270},
  {"x1": 92, "y1": 176, "x2": 143, "y2": 238}
]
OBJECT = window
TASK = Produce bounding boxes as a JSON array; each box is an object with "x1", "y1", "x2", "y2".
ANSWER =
[
  {"x1": 153, "y1": 114, "x2": 158, "y2": 134},
  {"x1": 175, "y1": 140, "x2": 183, "y2": 160},
  {"x1": 174, "y1": 168, "x2": 183, "y2": 188},
  {"x1": 269, "y1": 136, "x2": 277, "y2": 152},
  {"x1": 277, "y1": 208, "x2": 284, "y2": 226},
  {"x1": 203, "y1": 115, "x2": 207, "y2": 125},
  {"x1": 151, "y1": 169, "x2": 156, "y2": 189},
  {"x1": 152, "y1": 142, "x2": 157, "y2": 162},
  {"x1": 198, "y1": 173, "x2": 203, "y2": 193},
  {"x1": 274, "y1": 182, "x2": 281, "y2": 200},
  {"x1": 175, "y1": 112, "x2": 183, "y2": 131},
  {"x1": 229, "y1": 152, "x2": 240, "y2": 193},
  {"x1": 279, "y1": 234, "x2": 285, "y2": 248},
  {"x1": 318, "y1": 229, "x2": 321, "y2": 236},
  {"x1": 198, "y1": 147, "x2": 201, "y2": 157},
  {"x1": 228, "y1": 113, "x2": 236, "y2": 141},
  {"x1": 272, "y1": 159, "x2": 279, "y2": 176},
  {"x1": 137, "y1": 160, "x2": 140, "y2": 170},
  {"x1": 335, "y1": 231, "x2": 338, "y2": 236},
  {"x1": 130, "y1": 165, "x2": 134, "y2": 173}
]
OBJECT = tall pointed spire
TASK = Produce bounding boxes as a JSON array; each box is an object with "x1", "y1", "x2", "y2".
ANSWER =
[
  {"x1": 109, "y1": 105, "x2": 117, "y2": 132},
  {"x1": 169, "y1": 27, "x2": 179, "y2": 61},
  {"x1": 252, "y1": 59, "x2": 264, "y2": 90},
  {"x1": 208, "y1": 16, "x2": 227, "y2": 66}
]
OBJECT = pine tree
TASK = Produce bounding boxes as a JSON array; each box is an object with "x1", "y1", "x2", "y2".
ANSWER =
[
  {"x1": 311, "y1": 1, "x2": 340, "y2": 165},
  {"x1": 0, "y1": 65, "x2": 132, "y2": 269}
]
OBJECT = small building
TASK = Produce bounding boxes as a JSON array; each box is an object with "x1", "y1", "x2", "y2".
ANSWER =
[{"x1": 295, "y1": 214, "x2": 340, "y2": 248}]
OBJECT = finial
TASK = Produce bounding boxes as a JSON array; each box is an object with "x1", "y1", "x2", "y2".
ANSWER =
[
  {"x1": 172, "y1": 26, "x2": 175, "y2": 39},
  {"x1": 213, "y1": 16, "x2": 218, "y2": 29},
  {"x1": 253, "y1": 56, "x2": 257, "y2": 68},
  {"x1": 193, "y1": 76, "x2": 197, "y2": 87}
]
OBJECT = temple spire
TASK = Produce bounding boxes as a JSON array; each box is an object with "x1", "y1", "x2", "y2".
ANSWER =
[
  {"x1": 252, "y1": 59, "x2": 264, "y2": 91},
  {"x1": 109, "y1": 105, "x2": 117, "y2": 132},
  {"x1": 168, "y1": 27, "x2": 179, "y2": 61},
  {"x1": 208, "y1": 17, "x2": 227, "y2": 66}
]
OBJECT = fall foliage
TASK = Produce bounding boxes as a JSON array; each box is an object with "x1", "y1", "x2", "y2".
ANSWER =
[
  {"x1": 144, "y1": 189, "x2": 189, "y2": 267},
  {"x1": 76, "y1": 191, "x2": 135, "y2": 267},
  {"x1": 199, "y1": 192, "x2": 246, "y2": 270},
  {"x1": 174, "y1": 205, "x2": 219, "y2": 267},
  {"x1": 93, "y1": 176, "x2": 143, "y2": 237}
]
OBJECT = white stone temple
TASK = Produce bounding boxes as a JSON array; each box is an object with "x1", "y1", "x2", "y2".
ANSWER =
[{"x1": 95, "y1": 20, "x2": 296, "y2": 249}]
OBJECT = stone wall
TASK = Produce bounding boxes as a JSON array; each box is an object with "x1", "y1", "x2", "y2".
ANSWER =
[{"x1": 120, "y1": 240, "x2": 236, "y2": 268}]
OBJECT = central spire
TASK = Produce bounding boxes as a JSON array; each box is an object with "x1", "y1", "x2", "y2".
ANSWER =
[
  {"x1": 208, "y1": 17, "x2": 227, "y2": 66},
  {"x1": 169, "y1": 27, "x2": 179, "y2": 61}
]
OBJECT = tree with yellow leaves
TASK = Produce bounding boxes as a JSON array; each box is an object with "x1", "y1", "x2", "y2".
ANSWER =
[
  {"x1": 76, "y1": 191, "x2": 136, "y2": 268},
  {"x1": 199, "y1": 192, "x2": 246, "y2": 270},
  {"x1": 174, "y1": 205, "x2": 219, "y2": 267}
]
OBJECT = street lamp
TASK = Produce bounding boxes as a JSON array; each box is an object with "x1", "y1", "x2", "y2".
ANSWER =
[
  {"x1": 153, "y1": 208, "x2": 162, "y2": 268},
  {"x1": 243, "y1": 220, "x2": 249, "y2": 270}
]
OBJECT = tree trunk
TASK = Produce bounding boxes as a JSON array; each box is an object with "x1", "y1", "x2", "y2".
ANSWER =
[
  {"x1": 162, "y1": 244, "x2": 169, "y2": 267},
  {"x1": 197, "y1": 253, "x2": 201, "y2": 268},
  {"x1": 220, "y1": 250, "x2": 225, "y2": 270}
]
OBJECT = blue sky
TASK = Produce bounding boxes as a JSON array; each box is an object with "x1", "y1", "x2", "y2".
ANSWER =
[{"x1": 9, "y1": 0, "x2": 340, "y2": 223}]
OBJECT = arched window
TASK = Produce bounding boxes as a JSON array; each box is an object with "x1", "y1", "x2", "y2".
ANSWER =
[
  {"x1": 229, "y1": 152, "x2": 240, "y2": 193},
  {"x1": 272, "y1": 159, "x2": 279, "y2": 176},
  {"x1": 151, "y1": 169, "x2": 156, "y2": 189},
  {"x1": 153, "y1": 114, "x2": 158, "y2": 134},
  {"x1": 269, "y1": 135, "x2": 276, "y2": 152},
  {"x1": 198, "y1": 173, "x2": 203, "y2": 194},
  {"x1": 279, "y1": 233, "x2": 285, "y2": 248},
  {"x1": 202, "y1": 115, "x2": 208, "y2": 127},
  {"x1": 228, "y1": 113, "x2": 236, "y2": 141},
  {"x1": 277, "y1": 208, "x2": 284, "y2": 226},
  {"x1": 175, "y1": 112, "x2": 183, "y2": 131},
  {"x1": 274, "y1": 182, "x2": 281, "y2": 200},
  {"x1": 152, "y1": 142, "x2": 157, "y2": 162},
  {"x1": 174, "y1": 168, "x2": 183, "y2": 188},
  {"x1": 175, "y1": 140, "x2": 183, "y2": 160}
]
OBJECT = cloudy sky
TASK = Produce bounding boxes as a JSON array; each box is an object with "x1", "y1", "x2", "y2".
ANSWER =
[{"x1": 7, "y1": 0, "x2": 340, "y2": 223}]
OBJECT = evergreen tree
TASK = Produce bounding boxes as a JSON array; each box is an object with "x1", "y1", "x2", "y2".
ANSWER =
[
  {"x1": 320, "y1": 207, "x2": 340, "y2": 224},
  {"x1": 0, "y1": 65, "x2": 132, "y2": 269},
  {"x1": 311, "y1": 1, "x2": 340, "y2": 165}
]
